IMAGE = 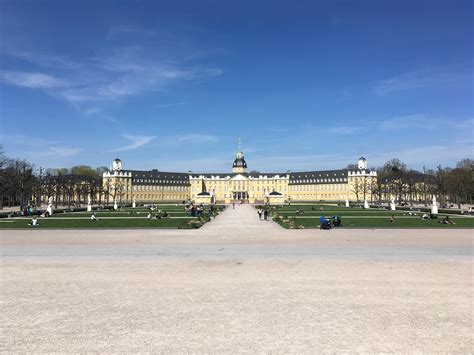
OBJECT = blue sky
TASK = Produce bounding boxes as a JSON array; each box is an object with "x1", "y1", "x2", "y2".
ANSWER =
[{"x1": 0, "y1": 0, "x2": 472, "y2": 172}]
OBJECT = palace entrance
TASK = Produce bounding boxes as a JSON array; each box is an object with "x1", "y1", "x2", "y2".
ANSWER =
[{"x1": 233, "y1": 191, "x2": 248, "y2": 200}]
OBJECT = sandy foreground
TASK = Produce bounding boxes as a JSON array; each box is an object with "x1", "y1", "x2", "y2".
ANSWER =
[{"x1": 1, "y1": 205, "x2": 473, "y2": 353}]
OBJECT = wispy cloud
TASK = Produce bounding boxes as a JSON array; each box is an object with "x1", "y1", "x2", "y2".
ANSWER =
[
  {"x1": 1, "y1": 45, "x2": 223, "y2": 114},
  {"x1": 326, "y1": 126, "x2": 362, "y2": 135},
  {"x1": 378, "y1": 114, "x2": 431, "y2": 130},
  {"x1": 110, "y1": 134, "x2": 156, "y2": 152},
  {"x1": 378, "y1": 114, "x2": 473, "y2": 131},
  {"x1": 176, "y1": 134, "x2": 218, "y2": 144},
  {"x1": 62, "y1": 47, "x2": 222, "y2": 105},
  {"x1": 106, "y1": 26, "x2": 157, "y2": 40},
  {"x1": 0, "y1": 133, "x2": 60, "y2": 147},
  {"x1": 374, "y1": 63, "x2": 470, "y2": 95},
  {"x1": 48, "y1": 146, "x2": 83, "y2": 157},
  {"x1": 1, "y1": 133, "x2": 82, "y2": 159},
  {"x1": 2, "y1": 49, "x2": 81, "y2": 69},
  {"x1": 0, "y1": 70, "x2": 67, "y2": 89}
]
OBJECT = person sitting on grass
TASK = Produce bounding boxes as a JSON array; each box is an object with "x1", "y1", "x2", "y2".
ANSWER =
[
  {"x1": 320, "y1": 216, "x2": 332, "y2": 230},
  {"x1": 387, "y1": 215, "x2": 396, "y2": 223},
  {"x1": 147, "y1": 212, "x2": 152, "y2": 219},
  {"x1": 421, "y1": 213, "x2": 430, "y2": 220},
  {"x1": 331, "y1": 215, "x2": 342, "y2": 227},
  {"x1": 28, "y1": 216, "x2": 39, "y2": 226},
  {"x1": 90, "y1": 213, "x2": 98, "y2": 221},
  {"x1": 440, "y1": 215, "x2": 455, "y2": 225}
]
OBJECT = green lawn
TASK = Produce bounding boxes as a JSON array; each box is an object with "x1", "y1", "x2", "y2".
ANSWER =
[
  {"x1": 290, "y1": 216, "x2": 474, "y2": 228},
  {"x1": 266, "y1": 204, "x2": 474, "y2": 229},
  {"x1": 57, "y1": 211, "x2": 188, "y2": 218},
  {"x1": 0, "y1": 218, "x2": 191, "y2": 229},
  {"x1": 0, "y1": 205, "x2": 226, "y2": 229}
]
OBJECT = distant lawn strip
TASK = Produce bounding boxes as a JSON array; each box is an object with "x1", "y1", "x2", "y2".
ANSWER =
[
  {"x1": 56, "y1": 212, "x2": 189, "y2": 218},
  {"x1": 268, "y1": 204, "x2": 474, "y2": 229},
  {"x1": 279, "y1": 205, "x2": 400, "y2": 213},
  {"x1": 276, "y1": 210, "x2": 413, "y2": 217},
  {"x1": 0, "y1": 205, "x2": 227, "y2": 229},
  {"x1": 0, "y1": 218, "x2": 190, "y2": 229},
  {"x1": 286, "y1": 216, "x2": 474, "y2": 229},
  {"x1": 276, "y1": 204, "x2": 467, "y2": 216},
  {"x1": 9, "y1": 216, "x2": 194, "y2": 219}
]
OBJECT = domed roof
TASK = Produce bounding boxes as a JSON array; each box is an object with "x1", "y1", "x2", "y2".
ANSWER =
[
  {"x1": 232, "y1": 139, "x2": 247, "y2": 170},
  {"x1": 233, "y1": 154, "x2": 247, "y2": 168},
  {"x1": 114, "y1": 158, "x2": 122, "y2": 163}
]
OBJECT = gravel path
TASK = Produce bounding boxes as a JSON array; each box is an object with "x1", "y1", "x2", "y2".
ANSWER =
[{"x1": 1, "y1": 204, "x2": 473, "y2": 353}]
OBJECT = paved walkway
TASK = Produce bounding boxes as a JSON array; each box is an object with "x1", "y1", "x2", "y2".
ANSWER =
[{"x1": 201, "y1": 204, "x2": 282, "y2": 236}]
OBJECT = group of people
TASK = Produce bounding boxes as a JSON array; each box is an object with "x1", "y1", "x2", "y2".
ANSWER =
[
  {"x1": 147, "y1": 209, "x2": 169, "y2": 219},
  {"x1": 185, "y1": 203, "x2": 216, "y2": 217},
  {"x1": 319, "y1": 215, "x2": 342, "y2": 230},
  {"x1": 257, "y1": 207, "x2": 269, "y2": 221},
  {"x1": 21, "y1": 204, "x2": 41, "y2": 216}
]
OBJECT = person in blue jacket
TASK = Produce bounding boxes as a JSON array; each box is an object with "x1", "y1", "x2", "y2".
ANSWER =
[{"x1": 320, "y1": 215, "x2": 332, "y2": 230}]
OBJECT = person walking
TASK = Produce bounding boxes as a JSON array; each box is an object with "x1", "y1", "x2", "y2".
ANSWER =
[
  {"x1": 257, "y1": 208, "x2": 263, "y2": 220},
  {"x1": 263, "y1": 208, "x2": 268, "y2": 221}
]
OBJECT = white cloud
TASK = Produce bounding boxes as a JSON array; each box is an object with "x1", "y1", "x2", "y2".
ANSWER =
[
  {"x1": 374, "y1": 63, "x2": 469, "y2": 95},
  {"x1": 0, "y1": 134, "x2": 59, "y2": 147},
  {"x1": 0, "y1": 71, "x2": 67, "y2": 89},
  {"x1": 1, "y1": 134, "x2": 81, "y2": 158},
  {"x1": 177, "y1": 134, "x2": 218, "y2": 144},
  {"x1": 110, "y1": 134, "x2": 156, "y2": 152},
  {"x1": 377, "y1": 114, "x2": 473, "y2": 131},
  {"x1": 326, "y1": 126, "x2": 362, "y2": 135},
  {"x1": 48, "y1": 146, "x2": 83, "y2": 157},
  {"x1": 2, "y1": 49, "x2": 80, "y2": 69},
  {"x1": 83, "y1": 107, "x2": 101, "y2": 115},
  {"x1": 378, "y1": 114, "x2": 431, "y2": 130},
  {"x1": 59, "y1": 47, "x2": 223, "y2": 104},
  {"x1": 1, "y1": 46, "x2": 223, "y2": 114}
]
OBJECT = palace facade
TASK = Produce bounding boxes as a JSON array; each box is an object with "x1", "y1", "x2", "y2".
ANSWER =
[{"x1": 103, "y1": 146, "x2": 377, "y2": 204}]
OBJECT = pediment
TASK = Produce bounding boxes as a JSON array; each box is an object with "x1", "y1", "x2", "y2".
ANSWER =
[{"x1": 231, "y1": 174, "x2": 248, "y2": 181}]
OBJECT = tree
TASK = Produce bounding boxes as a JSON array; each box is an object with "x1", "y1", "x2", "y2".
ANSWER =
[
  {"x1": 445, "y1": 159, "x2": 474, "y2": 207},
  {"x1": 382, "y1": 158, "x2": 408, "y2": 202},
  {"x1": 0, "y1": 156, "x2": 35, "y2": 208},
  {"x1": 71, "y1": 165, "x2": 99, "y2": 178},
  {"x1": 383, "y1": 158, "x2": 407, "y2": 174},
  {"x1": 95, "y1": 166, "x2": 109, "y2": 176}
]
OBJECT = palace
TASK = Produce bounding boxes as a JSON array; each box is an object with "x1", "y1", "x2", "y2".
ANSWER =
[{"x1": 103, "y1": 144, "x2": 377, "y2": 205}]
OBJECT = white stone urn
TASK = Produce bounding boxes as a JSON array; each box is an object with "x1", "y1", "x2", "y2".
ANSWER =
[
  {"x1": 364, "y1": 199, "x2": 370, "y2": 209},
  {"x1": 46, "y1": 197, "x2": 53, "y2": 216},
  {"x1": 390, "y1": 198, "x2": 396, "y2": 211},
  {"x1": 431, "y1": 196, "x2": 438, "y2": 215},
  {"x1": 87, "y1": 194, "x2": 92, "y2": 212}
]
